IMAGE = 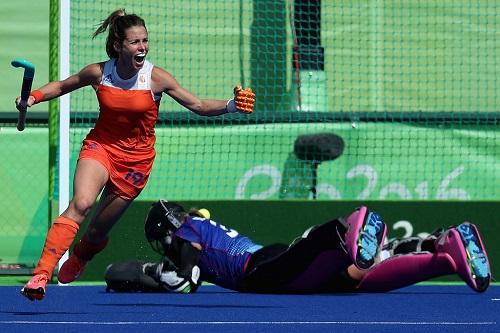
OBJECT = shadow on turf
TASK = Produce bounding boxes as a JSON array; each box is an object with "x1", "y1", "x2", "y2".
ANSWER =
[
  {"x1": 3, "y1": 311, "x2": 87, "y2": 316},
  {"x1": 95, "y1": 303, "x2": 282, "y2": 309}
]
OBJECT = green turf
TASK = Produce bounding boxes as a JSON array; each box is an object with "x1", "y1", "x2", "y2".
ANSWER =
[
  {"x1": 0, "y1": 1, "x2": 50, "y2": 113},
  {"x1": 0, "y1": 275, "x2": 106, "y2": 286}
]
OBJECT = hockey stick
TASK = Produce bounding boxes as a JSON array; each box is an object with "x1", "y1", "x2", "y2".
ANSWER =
[{"x1": 11, "y1": 59, "x2": 36, "y2": 131}]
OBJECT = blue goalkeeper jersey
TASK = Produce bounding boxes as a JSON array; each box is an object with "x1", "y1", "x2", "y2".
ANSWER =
[{"x1": 174, "y1": 216, "x2": 263, "y2": 290}]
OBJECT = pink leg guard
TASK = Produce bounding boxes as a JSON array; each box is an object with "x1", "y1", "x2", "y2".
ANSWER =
[
  {"x1": 344, "y1": 206, "x2": 387, "y2": 270},
  {"x1": 435, "y1": 223, "x2": 491, "y2": 292},
  {"x1": 357, "y1": 252, "x2": 455, "y2": 292}
]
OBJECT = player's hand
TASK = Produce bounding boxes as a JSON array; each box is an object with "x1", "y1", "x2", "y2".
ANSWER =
[
  {"x1": 234, "y1": 85, "x2": 255, "y2": 113},
  {"x1": 226, "y1": 85, "x2": 255, "y2": 114},
  {"x1": 14, "y1": 95, "x2": 35, "y2": 111}
]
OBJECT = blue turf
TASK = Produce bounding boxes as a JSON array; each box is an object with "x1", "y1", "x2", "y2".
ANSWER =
[{"x1": 0, "y1": 284, "x2": 498, "y2": 333}]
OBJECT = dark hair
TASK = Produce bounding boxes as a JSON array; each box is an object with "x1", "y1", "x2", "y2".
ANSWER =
[{"x1": 93, "y1": 8, "x2": 147, "y2": 59}]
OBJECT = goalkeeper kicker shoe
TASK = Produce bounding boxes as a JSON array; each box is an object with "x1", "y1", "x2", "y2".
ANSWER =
[
  {"x1": 21, "y1": 273, "x2": 49, "y2": 301},
  {"x1": 345, "y1": 206, "x2": 387, "y2": 270},
  {"x1": 436, "y1": 222, "x2": 491, "y2": 292},
  {"x1": 57, "y1": 254, "x2": 87, "y2": 284}
]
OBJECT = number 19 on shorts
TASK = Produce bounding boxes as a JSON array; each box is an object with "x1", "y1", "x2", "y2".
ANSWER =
[{"x1": 125, "y1": 168, "x2": 144, "y2": 185}]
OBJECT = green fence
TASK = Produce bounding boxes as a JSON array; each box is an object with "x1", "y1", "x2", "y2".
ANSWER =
[
  {"x1": 65, "y1": 0, "x2": 500, "y2": 201},
  {"x1": 1, "y1": 0, "x2": 499, "y2": 271}
]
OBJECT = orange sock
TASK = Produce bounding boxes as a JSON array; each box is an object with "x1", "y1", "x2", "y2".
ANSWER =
[
  {"x1": 33, "y1": 216, "x2": 79, "y2": 278},
  {"x1": 73, "y1": 234, "x2": 108, "y2": 261}
]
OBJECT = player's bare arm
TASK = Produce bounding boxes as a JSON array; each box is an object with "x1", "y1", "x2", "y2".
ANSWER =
[
  {"x1": 20, "y1": 63, "x2": 103, "y2": 108},
  {"x1": 191, "y1": 242, "x2": 202, "y2": 251},
  {"x1": 152, "y1": 66, "x2": 228, "y2": 116}
]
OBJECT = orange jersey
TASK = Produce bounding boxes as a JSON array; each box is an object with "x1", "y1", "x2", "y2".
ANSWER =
[
  {"x1": 87, "y1": 59, "x2": 161, "y2": 153},
  {"x1": 79, "y1": 59, "x2": 162, "y2": 199}
]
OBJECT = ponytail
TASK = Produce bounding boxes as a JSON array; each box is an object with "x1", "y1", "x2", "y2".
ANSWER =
[{"x1": 93, "y1": 8, "x2": 147, "y2": 59}]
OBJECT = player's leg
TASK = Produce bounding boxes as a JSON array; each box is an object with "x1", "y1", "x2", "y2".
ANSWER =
[
  {"x1": 242, "y1": 207, "x2": 386, "y2": 293},
  {"x1": 58, "y1": 186, "x2": 132, "y2": 284},
  {"x1": 434, "y1": 222, "x2": 491, "y2": 292},
  {"x1": 286, "y1": 207, "x2": 386, "y2": 292},
  {"x1": 331, "y1": 233, "x2": 446, "y2": 292},
  {"x1": 21, "y1": 159, "x2": 108, "y2": 301},
  {"x1": 20, "y1": 216, "x2": 80, "y2": 301},
  {"x1": 242, "y1": 220, "x2": 350, "y2": 293},
  {"x1": 285, "y1": 205, "x2": 386, "y2": 272},
  {"x1": 355, "y1": 252, "x2": 455, "y2": 292},
  {"x1": 58, "y1": 145, "x2": 150, "y2": 284},
  {"x1": 350, "y1": 223, "x2": 490, "y2": 293}
]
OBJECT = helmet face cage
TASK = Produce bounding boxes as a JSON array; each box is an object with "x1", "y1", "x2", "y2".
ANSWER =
[
  {"x1": 160, "y1": 200, "x2": 183, "y2": 230},
  {"x1": 144, "y1": 199, "x2": 185, "y2": 254}
]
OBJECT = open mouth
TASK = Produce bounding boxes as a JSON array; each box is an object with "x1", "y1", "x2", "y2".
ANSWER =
[{"x1": 134, "y1": 53, "x2": 146, "y2": 64}]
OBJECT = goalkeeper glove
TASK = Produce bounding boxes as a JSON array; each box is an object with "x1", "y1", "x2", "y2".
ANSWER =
[
  {"x1": 159, "y1": 266, "x2": 201, "y2": 293},
  {"x1": 226, "y1": 85, "x2": 255, "y2": 114}
]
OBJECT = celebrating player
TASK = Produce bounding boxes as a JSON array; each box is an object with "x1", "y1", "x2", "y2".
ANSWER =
[
  {"x1": 105, "y1": 200, "x2": 491, "y2": 294},
  {"x1": 16, "y1": 9, "x2": 255, "y2": 301}
]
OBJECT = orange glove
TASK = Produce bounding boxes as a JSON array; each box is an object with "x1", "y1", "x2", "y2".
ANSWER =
[{"x1": 226, "y1": 85, "x2": 255, "y2": 114}]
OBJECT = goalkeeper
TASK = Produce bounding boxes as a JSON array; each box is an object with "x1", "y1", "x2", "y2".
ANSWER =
[{"x1": 105, "y1": 200, "x2": 491, "y2": 294}]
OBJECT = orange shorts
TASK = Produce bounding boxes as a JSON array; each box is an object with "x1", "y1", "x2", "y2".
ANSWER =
[{"x1": 78, "y1": 139, "x2": 155, "y2": 200}]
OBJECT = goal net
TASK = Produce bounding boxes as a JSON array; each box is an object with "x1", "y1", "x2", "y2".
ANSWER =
[{"x1": 54, "y1": 0, "x2": 499, "y2": 203}]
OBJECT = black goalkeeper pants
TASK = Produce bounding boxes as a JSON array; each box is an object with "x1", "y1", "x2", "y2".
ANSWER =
[{"x1": 240, "y1": 219, "x2": 352, "y2": 293}]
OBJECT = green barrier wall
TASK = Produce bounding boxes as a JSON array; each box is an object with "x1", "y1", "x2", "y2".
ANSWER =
[{"x1": 75, "y1": 200, "x2": 499, "y2": 284}]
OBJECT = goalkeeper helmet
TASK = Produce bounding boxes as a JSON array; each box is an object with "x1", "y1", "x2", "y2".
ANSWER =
[{"x1": 144, "y1": 199, "x2": 186, "y2": 254}]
